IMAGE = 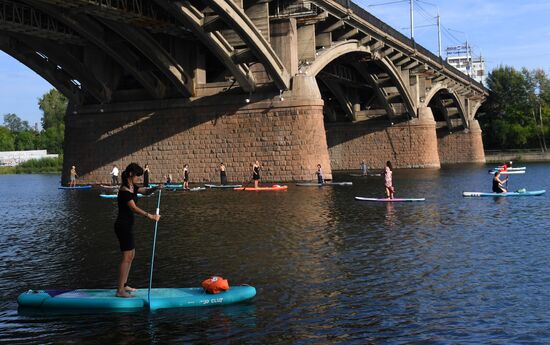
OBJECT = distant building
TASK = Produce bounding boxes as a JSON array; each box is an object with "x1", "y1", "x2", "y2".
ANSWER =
[
  {"x1": 0, "y1": 150, "x2": 58, "y2": 166},
  {"x1": 446, "y1": 43, "x2": 486, "y2": 85}
]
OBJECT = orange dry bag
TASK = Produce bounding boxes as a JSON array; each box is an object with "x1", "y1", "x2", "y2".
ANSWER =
[{"x1": 201, "y1": 276, "x2": 230, "y2": 294}]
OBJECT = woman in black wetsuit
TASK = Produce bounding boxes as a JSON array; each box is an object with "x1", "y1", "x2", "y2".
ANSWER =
[
  {"x1": 143, "y1": 164, "x2": 150, "y2": 187},
  {"x1": 219, "y1": 162, "x2": 227, "y2": 185},
  {"x1": 115, "y1": 163, "x2": 160, "y2": 298},
  {"x1": 183, "y1": 164, "x2": 189, "y2": 190},
  {"x1": 492, "y1": 171, "x2": 508, "y2": 193},
  {"x1": 252, "y1": 161, "x2": 261, "y2": 188}
]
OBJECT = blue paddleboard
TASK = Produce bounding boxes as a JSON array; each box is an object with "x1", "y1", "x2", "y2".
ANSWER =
[
  {"x1": 18, "y1": 286, "x2": 256, "y2": 311},
  {"x1": 59, "y1": 185, "x2": 92, "y2": 189}
]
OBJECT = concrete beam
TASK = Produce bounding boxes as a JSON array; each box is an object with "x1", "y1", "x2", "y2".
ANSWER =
[
  {"x1": 23, "y1": 0, "x2": 168, "y2": 99},
  {"x1": 318, "y1": 76, "x2": 355, "y2": 120},
  {"x1": 20, "y1": 35, "x2": 110, "y2": 103},
  {"x1": 153, "y1": 0, "x2": 256, "y2": 92},
  {"x1": 204, "y1": 0, "x2": 291, "y2": 90},
  {"x1": 100, "y1": 19, "x2": 194, "y2": 97},
  {"x1": 337, "y1": 28, "x2": 359, "y2": 41}
]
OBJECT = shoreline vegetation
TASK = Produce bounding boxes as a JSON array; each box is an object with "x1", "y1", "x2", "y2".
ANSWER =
[{"x1": 0, "y1": 156, "x2": 63, "y2": 174}]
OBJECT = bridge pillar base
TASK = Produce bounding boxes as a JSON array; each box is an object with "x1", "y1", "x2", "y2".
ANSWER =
[
  {"x1": 327, "y1": 107, "x2": 441, "y2": 169},
  {"x1": 62, "y1": 94, "x2": 331, "y2": 184},
  {"x1": 437, "y1": 119, "x2": 486, "y2": 164}
]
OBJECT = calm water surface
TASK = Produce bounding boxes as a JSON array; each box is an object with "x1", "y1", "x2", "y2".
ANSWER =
[{"x1": 1, "y1": 165, "x2": 549, "y2": 344}]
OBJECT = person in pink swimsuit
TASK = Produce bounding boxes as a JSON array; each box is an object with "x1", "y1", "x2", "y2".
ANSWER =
[{"x1": 384, "y1": 161, "x2": 395, "y2": 199}]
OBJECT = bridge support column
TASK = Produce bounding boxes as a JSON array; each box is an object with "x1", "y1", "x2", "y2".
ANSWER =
[
  {"x1": 437, "y1": 119, "x2": 486, "y2": 164},
  {"x1": 62, "y1": 84, "x2": 331, "y2": 184},
  {"x1": 326, "y1": 106, "x2": 440, "y2": 169}
]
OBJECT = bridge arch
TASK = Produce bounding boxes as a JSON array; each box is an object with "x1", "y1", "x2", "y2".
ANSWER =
[
  {"x1": 302, "y1": 40, "x2": 416, "y2": 122},
  {"x1": 425, "y1": 83, "x2": 468, "y2": 131}
]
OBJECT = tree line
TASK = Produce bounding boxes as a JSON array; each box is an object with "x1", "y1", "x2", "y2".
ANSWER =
[
  {"x1": 478, "y1": 66, "x2": 550, "y2": 150},
  {"x1": 0, "y1": 89, "x2": 67, "y2": 154}
]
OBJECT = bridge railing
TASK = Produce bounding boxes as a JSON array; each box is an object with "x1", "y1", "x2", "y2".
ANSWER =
[{"x1": 331, "y1": 0, "x2": 485, "y2": 91}]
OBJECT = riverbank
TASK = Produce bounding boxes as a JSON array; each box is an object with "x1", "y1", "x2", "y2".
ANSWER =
[
  {"x1": 0, "y1": 156, "x2": 62, "y2": 174},
  {"x1": 485, "y1": 150, "x2": 550, "y2": 163}
]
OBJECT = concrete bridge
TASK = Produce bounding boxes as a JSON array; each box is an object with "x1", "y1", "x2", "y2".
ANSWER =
[{"x1": 0, "y1": 0, "x2": 487, "y2": 183}]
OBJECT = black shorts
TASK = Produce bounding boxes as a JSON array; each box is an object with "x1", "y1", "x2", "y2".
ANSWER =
[{"x1": 114, "y1": 221, "x2": 135, "y2": 251}]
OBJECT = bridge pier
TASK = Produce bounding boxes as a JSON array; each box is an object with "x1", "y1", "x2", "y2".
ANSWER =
[
  {"x1": 437, "y1": 119, "x2": 485, "y2": 164},
  {"x1": 326, "y1": 106, "x2": 440, "y2": 169},
  {"x1": 62, "y1": 86, "x2": 332, "y2": 185}
]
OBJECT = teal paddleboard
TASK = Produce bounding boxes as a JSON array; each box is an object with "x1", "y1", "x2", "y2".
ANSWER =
[
  {"x1": 100, "y1": 193, "x2": 145, "y2": 199},
  {"x1": 462, "y1": 190, "x2": 545, "y2": 197},
  {"x1": 18, "y1": 286, "x2": 256, "y2": 311},
  {"x1": 204, "y1": 184, "x2": 243, "y2": 188}
]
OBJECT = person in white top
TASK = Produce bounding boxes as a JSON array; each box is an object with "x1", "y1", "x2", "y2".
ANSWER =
[{"x1": 111, "y1": 165, "x2": 120, "y2": 186}]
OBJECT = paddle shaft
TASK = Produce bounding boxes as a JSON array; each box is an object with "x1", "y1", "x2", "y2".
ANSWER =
[{"x1": 148, "y1": 189, "x2": 162, "y2": 306}]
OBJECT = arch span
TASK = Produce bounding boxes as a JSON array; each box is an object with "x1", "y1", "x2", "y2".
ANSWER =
[{"x1": 302, "y1": 41, "x2": 416, "y2": 120}]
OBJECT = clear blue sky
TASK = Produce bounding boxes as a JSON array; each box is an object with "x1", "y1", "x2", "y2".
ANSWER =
[{"x1": 1, "y1": 0, "x2": 549, "y2": 127}]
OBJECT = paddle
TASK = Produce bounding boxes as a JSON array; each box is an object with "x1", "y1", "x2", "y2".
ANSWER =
[
  {"x1": 241, "y1": 176, "x2": 254, "y2": 191},
  {"x1": 147, "y1": 189, "x2": 162, "y2": 307}
]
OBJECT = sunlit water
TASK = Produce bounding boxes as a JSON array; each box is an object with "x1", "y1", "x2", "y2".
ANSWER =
[{"x1": 1, "y1": 165, "x2": 549, "y2": 344}]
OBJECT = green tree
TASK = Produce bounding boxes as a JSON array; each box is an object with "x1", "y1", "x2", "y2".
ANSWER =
[
  {"x1": 15, "y1": 130, "x2": 39, "y2": 151},
  {"x1": 478, "y1": 66, "x2": 547, "y2": 149},
  {"x1": 3, "y1": 113, "x2": 30, "y2": 132},
  {"x1": 38, "y1": 89, "x2": 67, "y2": 153},
  {"x1": 0, "y1": 126, "x2": 15, "y2": 151},
  {"x1": 39, "y1": 89, "x2": 67, "y2": 130},
  {"x1": 40, "y1": 125, "x2": 64, "y2": 154}
]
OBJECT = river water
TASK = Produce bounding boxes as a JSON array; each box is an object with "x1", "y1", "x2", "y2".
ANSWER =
[{"x1": 1, "y1": 164, "x2": 549, "y2": 344}]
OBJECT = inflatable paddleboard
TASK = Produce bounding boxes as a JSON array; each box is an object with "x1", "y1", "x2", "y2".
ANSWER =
[
  {"x1": 185, "y1": 187, "x2": 206, "y2": 192},
  {"x1": 488, "y1": 170, "x2": 525, "y2": 175},
  {"x1": 17, "y1": 285, "x2": 256, "y2": 311},
  {"x1": 59, "y1": 185, "x2": 92, "y2": 190},
  {"x1": 296, "y1": 182, "x2": 353, "y2": 186},
  {"x1": 491, "y1": 167, "x2": 526, "y2": 171},
  {"x1": 355, "y1": 196, "x2": 425, "y2": 202},
  {"x1": 234, "y1": 185, "x2": 288, "y2": 191},
  {"x1": 462, "y1": 190, "x2": 545, "y2": 197},
  {"x1": 100, "y1": 193, "x2": 145, "y2": 199},
  {"x1": 204, "y1": 184, "x2": 243, "y2": 188},
  {"x1": 349, "y1": 173, "x2": 382, "y2": 177},
  {"x1": 149, "y1": 184, "x2": 184, "y2": 188},
  {"x1": 100, "y1": 185, "x2": 119, "y2": 189}
]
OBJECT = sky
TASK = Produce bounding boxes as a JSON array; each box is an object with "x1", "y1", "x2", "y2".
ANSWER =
[{"x1": 1, "y1": 0, "x2": 550, "y2": 127}]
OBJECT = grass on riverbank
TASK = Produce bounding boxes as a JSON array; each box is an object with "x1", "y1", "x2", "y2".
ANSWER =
[{"x1": 0, "y1": 156, "x2": 63, "y2": 174}]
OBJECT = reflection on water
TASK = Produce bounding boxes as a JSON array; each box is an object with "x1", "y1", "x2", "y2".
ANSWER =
[{"x1": 1, "y1": 165, "x2": 550, "y2": 344}]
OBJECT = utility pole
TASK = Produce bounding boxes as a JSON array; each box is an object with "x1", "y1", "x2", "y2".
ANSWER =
[
  {"x1": 410, "y1": 0, "x2": 414, "y2": 39},
  {"x1": 540, "y1": 101, "x2": 547, "y2": 152},
  {"x1": 437, "y1": 9, "x2": 442, "y2": 57}
]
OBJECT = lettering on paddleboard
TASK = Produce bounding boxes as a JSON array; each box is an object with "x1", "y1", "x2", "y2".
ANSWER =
[{"x1": 200, "y1": 297, "x2": 224, "y2": 305}]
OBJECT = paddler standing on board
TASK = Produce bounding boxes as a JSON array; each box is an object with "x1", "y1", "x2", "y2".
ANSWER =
[
  {"x1": 384, "y1": 161, "x2": 395, "y2": 199},
  {"x1": 252, "y1": 160, "x2": 261, "y2": 188},
  {"x1": 219, "y1": 162, "x2": 228, "y2": 185},
  {"x1": 316, "y1": 164, "x2": 324, "y2": 184},
  {"x1": 492, "y1": 171, "x2": 509, "y2": 193},
  {"x1": 115, "y1": 163, "x2": 160, "y2": 298},
  {"x1": 183, "y1": 164, "x2": 190, "y2": 190},
  {"x1": 69, "y1": 165, "x2": 77, "y2": 187}
]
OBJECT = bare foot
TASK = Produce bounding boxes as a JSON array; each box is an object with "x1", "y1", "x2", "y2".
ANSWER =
[
  {"x1": 116, "y1": 291, "x2": 134, "y2": 298},
  {"x1": 125, "y1": 286, "x2": 138, "y2": 292}
]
